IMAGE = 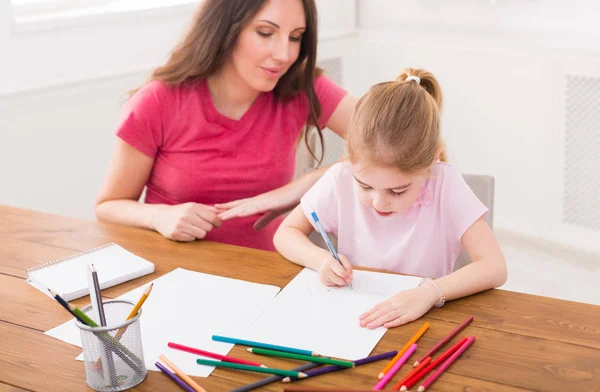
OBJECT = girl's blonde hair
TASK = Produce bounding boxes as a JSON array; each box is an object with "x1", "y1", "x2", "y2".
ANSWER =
[{"x1": 348, "y1": 68, "x2": 446, "y2": 172}]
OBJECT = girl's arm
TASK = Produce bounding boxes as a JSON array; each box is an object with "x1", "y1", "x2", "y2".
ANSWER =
[
  {"x1": 359, "y1": 216, "x2": 507, "y2": 329},
  {"x1": 428, "y1": 216, "x2": 507, "y2": 304},
  {"x1": 274, "y1": 206, "x2": 354, "y2": 286}
]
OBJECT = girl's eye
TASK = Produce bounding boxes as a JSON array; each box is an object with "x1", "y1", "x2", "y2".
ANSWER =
[
  {"x1": 360, "y1": 185, "x2": 372, "y2": 191},
  {"x1": 391, "y1": 190, "x2": 407, "y2": 196}
]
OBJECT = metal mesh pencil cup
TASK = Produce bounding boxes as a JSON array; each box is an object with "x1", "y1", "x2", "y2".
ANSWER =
[{"x1": 75, "y1": 300, "x2": 147, "y2": 391}]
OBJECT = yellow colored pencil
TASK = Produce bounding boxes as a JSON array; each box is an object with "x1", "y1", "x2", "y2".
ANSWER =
[
  {"x1": 114, "y1": 283, "x2": 153, "y2": 339},
  {"x1": 160, "y1": 354, "x2": 207, "y2": 392},
  {"x1": 378, "y1": 322, "x2": 430, "y2": 379}
]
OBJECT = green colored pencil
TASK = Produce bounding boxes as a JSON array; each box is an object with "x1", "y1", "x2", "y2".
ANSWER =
[
  {"x1": 196, "y1": 358, "x2": 307, "y2": 378},
  {"x1": 247, "y1": 347, "x2": 355, "y2": 368}
]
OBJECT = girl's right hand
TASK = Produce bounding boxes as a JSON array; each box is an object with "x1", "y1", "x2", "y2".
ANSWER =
[
  {"x1": 318, "y1": 253, "x2": 354, "y2": 287},
  {"x1": 151, "y1": 203, "x2": 222, "y2": 242}
]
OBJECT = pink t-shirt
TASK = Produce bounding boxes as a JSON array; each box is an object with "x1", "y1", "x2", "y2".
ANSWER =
[
  {"x1": 300, "y1": 161, "x2": 488, "y2": 278},
  {"x1": 117, "y1": 76, "x2": 347, "y2": 251}
]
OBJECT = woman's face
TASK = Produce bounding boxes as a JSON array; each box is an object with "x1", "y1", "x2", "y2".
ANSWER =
[{"x1": 230, "y1": 0, "x2": 306, "y2": 92}]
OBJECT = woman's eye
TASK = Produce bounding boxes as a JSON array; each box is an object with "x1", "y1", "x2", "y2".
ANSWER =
[
  {"x1": 257, "y1": 31, "x2": 272, "y2": 38},
  {"x1": 290, "y1": 36, "x2": 302, "y2": 42}
]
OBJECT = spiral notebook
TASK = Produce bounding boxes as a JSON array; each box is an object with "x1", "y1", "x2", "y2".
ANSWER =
[{"x1": 26, "y1": 243, "x2": 155, "y2": 301}]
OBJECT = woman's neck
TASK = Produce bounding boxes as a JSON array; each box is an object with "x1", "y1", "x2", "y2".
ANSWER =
[{"x1": 206, "y1": 65, "x2": 261, "y2": 121}]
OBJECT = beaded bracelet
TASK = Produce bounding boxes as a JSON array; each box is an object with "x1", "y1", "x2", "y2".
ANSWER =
[{"x1": 419, "y1": 277, "x2": 446, "y2": 307}]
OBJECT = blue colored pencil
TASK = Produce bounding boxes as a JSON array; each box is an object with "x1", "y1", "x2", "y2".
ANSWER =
[
  {"x1": 310, "y1": 211, "x2": 353, "y2": 288},
  {"x1": 212, "y1": 335, "x2": 318, "y2": 356}
]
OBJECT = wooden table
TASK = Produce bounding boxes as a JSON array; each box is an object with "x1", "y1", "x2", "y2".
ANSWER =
[{"x1": 1, "y1": 205, "x2": 599, "y2": 392}]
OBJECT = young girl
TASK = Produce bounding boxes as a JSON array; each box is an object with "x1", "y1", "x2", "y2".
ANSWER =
[{"x1": 273, "y1": 68, "x2": 507, "y2": 329}]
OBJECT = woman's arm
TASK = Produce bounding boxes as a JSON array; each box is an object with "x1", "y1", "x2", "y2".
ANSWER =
[
  {"x1": 217, "y1": 94, "x2": 357, "y2": 227},
  {"x1": 95, "y1": 139, "x2": 221, "y2": 241}
]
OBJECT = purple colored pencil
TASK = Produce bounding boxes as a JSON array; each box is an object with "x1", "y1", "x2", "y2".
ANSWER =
[
  {"x1": 155, "y1": 361, "x2": 195, "y2": 392},
  {"x1": 282, "y1": 350, "x2": 398, "y2": 382}
]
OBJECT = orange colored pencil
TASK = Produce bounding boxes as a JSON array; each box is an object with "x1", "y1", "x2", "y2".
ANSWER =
[
  {"x1": 391, "y1": 356, "x2": 431, "y2": 391},
  {"x1": 378, "y1": 322, "x2": 430, "y2": 379},
  {"x1": 160, "y1": 354, "x2": 207, "y2": 392},
  {"x1": 399, "y1": 337, "x2": 468, "y2": 391}
]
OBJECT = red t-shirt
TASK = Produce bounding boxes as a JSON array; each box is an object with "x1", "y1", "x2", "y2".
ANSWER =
[{"x1": 116, "y1": 76, "x2": 347, "y2": 251}]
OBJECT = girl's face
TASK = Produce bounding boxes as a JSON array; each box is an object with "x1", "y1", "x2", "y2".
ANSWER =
[
  {"x1": 352, "y1": 161, "x2": 430, "y2": 216},
  {"x1": 230, "y1": 0, "x2": 306, "y2": 92}
]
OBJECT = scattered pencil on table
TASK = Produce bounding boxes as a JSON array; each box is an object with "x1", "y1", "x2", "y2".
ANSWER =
[
  {"x1": 282, "y1": 350, "x2": 397, "y2": 383},
  {"x1": 212, "y1": 335, "x2": 318, "y2": 356},
  {"x1": 229, "y1": 362, "x2": 320, "y2": 392},
  {"x1": 413, "y1": 315, "x2": 473, "y2": 367},
  {"x1": 398, "y1": 337, "x2": 469, "y2": 391},
  {"x1": 160, "y1": 354, "x2": 207, "y2": 392},
  {"x1": 391, "y1": 356, "x2": 431, "y2": 391},
  {"x1": 196, "y1": 358, "x2": 307, "y2": 378},
  {"x1": 373, "y1": 343, "x2": 417, "y2": 390},
  {"x1": 417, "y1": 336, "x2": 476, "y2": 392},
  {"x1": 247, "y1": 347, "x2": 354, "y2": 368},
  {"x1": 170, "y1": 342, "x2": 267, "y2": 367},
  {"x1": 379, "y1": 322, "x2": 430, "y2": 379},
  {"x1": 155, "y1": 361, "x2": 196, "y2": 392}
]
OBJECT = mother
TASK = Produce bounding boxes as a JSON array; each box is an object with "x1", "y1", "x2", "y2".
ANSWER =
[{"x1": 95, "y1": 0, "x2": 354, "y2": 251}]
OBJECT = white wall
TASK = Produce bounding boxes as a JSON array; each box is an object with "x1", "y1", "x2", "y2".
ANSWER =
[
  {"x1": 0, "y1": 0, "x2": 358, "y2": 219},
  {"x1": 356, "y1": 0, "x2": 600, "y2": 254}
]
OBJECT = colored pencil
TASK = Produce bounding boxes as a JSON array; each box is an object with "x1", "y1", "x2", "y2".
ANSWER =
[
  {"x1": 413, "y1": 315, "x2": 473, "y2": 367},
  {"x1": 160, "y1": 354, "x2": 207, "y2": 392},
  {"x1": 284, "y1": 388, "x2": 384, "y2": 392},
  {"x1": 311, "y1": 211, "x2": 353, "y2": 288},
  {"x1": 230, "y1": 362, "x2": 320, "y2": 392},
  {"x1": 212, "y1": 335, "x2": 317, "y2": 356},
  {"x1": 399, "y1": 337, "x2": 468, "y2": 391},
  {"x1": 247, "y1": 347, "x2": 354, "y2": 368},
  {"x1": 417, "y1": 336, "x2": 476, "y2": 391},
  {"x1": 196, "y1": 358, "x2": 307, "y2": 378},
  {"x1": 379, "y1": 322, "x2": 430, "y2": 379},
  {"x1": 282, "y1": 350, "x2": 397, "y2": 382},
  {"x1": 391, "y1": 356, "x2": 431, "y2": 391},
  {"x1": 89, "y1": 264, "x2": 107, "y2": 325},
  {"x1": 373, "y1": 343, "x2": 417, "y2": 390},
  {"x1": 48, "y1": 289, "x2": 87, "y2": 324},
  {"x1": 155, "y1": 361, "x2": 196, "y2": 392},
  {"x1": 169, "y1": 342, "x2": 266, "y2": 367},
  {"x1": 114, "y1": 283, "x2": 153, "y2": 340}
]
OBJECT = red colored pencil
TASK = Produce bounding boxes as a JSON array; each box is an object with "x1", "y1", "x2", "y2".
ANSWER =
[
  {"x1": 168, "y1": 342, "x2": 266, "y2": 367},
  {"x1": 418, "y1": 336, "x2": 476, "y2": 391},
  {"x1": 413, "y1": 316, "x2": 473, "y2": 367},
  {"x1": 399, "y1": 337, "x2": 468, "y2": 391},
  {"x1": 391, "y1": 356, "x2": 431, "y2": 391}
]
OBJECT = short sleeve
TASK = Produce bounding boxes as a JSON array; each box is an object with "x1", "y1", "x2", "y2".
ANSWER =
[
  {"x1": 116, "y1": 81, "x2": 166, "y2": 158},
  {"x1": 441, "y1": 166, "x2": 489, "y2": 243},
  {"x1": 300, "y1": 163, "x2": 343, "y2": 235},
  {"x1": 314, "y1": 75, "x2": 347, "y2": 128}
]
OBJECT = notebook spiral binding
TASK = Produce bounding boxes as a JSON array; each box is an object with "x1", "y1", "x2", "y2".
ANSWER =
[{"x1": 26, "y1": 242, "x2": 116, "y2": 274}]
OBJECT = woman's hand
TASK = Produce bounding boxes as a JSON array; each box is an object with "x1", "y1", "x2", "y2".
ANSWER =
[
  {"x1": 318, "y1": 254, "x2": 353, "y2": 287},
  {"x1": 359, "y1": 284, "x2": 438, "y2": 329},
  {"x1": 151, "y1": 202, "x2": 222, "y2": 242},
  {"x1": 216, "y1": 185, "x2": 301, "y2": 230}
]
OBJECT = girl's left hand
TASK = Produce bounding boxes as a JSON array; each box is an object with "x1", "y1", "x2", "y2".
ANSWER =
[
  {"x1": 216, "y1": 185, "x2": 300, "y2": 230},
  {"x1": 359, "y1": 284, "x2": 439, "y2": 329}
]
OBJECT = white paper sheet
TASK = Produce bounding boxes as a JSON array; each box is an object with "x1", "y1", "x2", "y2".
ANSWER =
[
  {"x1": 234, "y1": 268, "x2": 421, "y2": 360},
  {"x1": 45, "y1": 268, "x2": 280, "y2": 377}
]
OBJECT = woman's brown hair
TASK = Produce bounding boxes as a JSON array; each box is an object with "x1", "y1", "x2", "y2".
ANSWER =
[
  {"x1": 132, "y1": 0, "x2": 326, "y2": 163},
  {"x1": 348, "y1": 68, "x2": 446, "y2": 172}
]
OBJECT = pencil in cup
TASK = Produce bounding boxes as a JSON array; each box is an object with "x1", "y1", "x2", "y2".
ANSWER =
[
  {"x1": 282, "y1": 350, "x2": 397, "y2": 382},
  {"x1": 114, "y1": 283, "x2": 153, "y2": 340},
  {"x1": 413, "y1": 315, "x2": 473, "y2": 367},
  {"x1": 310, "y1": 211, "x2": 353, "y2": 288},
  {"x1": 418, "y1": 336, "x2": 476, "y2": 392},
  {"x1": 196, "y1": 358, "x2": 308, "y2": 378},
  {"x1": 379, "y1": 322, "x2": 430, "y2": 379},
  {"x1": 373, "y1": 343, "x2": 417, "y2": 390},
  {"x1": 169, "y1": 342, "x2": 267, "y2": 367},
  {"x1": 247, "y1": 347, "x2": 354, "y2": 367},
  {"x1": 160, "y1": 354, "x2": 207, "y2": 392},
  {"x1": 397, "y1": 337, "x2": 469, "y2": 391}
]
